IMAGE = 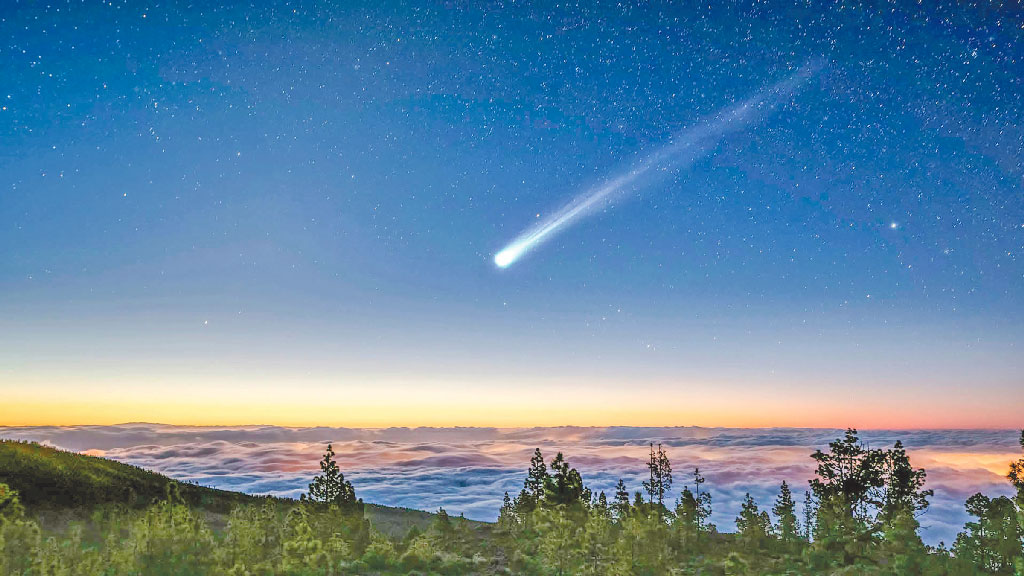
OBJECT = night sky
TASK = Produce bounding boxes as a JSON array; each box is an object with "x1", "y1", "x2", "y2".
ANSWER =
[{"x1": 1, "y1": 1, "x2": 1022, "y2": 427}]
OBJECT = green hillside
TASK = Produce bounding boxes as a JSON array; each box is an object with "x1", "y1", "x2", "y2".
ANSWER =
[
  {"x1": 0, "y1": 440, "x2": 457, "y2": 537},
  {"x1": 0, "y1": 440, "x2": 255, "y2": 512}
]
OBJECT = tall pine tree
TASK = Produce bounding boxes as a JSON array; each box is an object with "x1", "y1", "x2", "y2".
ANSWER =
[
  {"x1": 306, "y1": 444, "x2": 360, "y2": 514},
  {"x1": 612, "y1": 479, "x2": 631, "y2": 523},
  {"x1": 773, "y1": 481, "x2": 800, "y2": 546},
  {"x1": 642, "y1": 443, "x2": 672, "y2": 518}
]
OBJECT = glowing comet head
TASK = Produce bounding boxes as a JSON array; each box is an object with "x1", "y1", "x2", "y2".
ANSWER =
[{"x1": 494, "y1": 244, "x2": 525, "y2": 268}]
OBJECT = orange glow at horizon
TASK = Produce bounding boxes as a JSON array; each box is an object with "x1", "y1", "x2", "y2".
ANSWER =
[{"x1": 3, "y1": 376, "x2": 1021, "y2": 429}]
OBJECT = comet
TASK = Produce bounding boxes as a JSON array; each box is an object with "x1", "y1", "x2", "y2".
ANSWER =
[{"x1": 493, "y1": 61, "x2": 822, "y2": 269}]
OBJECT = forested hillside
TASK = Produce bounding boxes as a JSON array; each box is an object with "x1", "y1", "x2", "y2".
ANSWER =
[
  {"x1": 1, "y1": 430, "x2": 1023, "y2": 574},
  {"x1": 0, "y1": 441, "x2": 455, "y2": 538},
  {"x1": 0, "y1": 440, "x2": 256, "y2": 512}
]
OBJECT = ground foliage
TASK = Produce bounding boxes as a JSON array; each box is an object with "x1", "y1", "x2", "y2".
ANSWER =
[{"x1": 1, "y1": 429, "x2": 1022, "y2": 574}]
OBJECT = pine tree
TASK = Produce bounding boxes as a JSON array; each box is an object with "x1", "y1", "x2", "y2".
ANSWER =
[
  {"x1": 735, "y1": 493, "x2": 771, "y2": 550},
  {"x1": 432, "y1": 507, "x2": 455, "y2": 551},
  {"x1": 644, "y1": 443, "x2": 657, "y2": 506},
  {"x1": 803, "y1": 490, "x2": 815, "y2": 542},
  {"x1": 953, "y1": 493, "x2": 1024, "y2": 573},
  {"x1": 498, "y1": 491, "x2": 518, "y2": 532},
  {"x1": 809, "y1": 429, "x2": 882, "y2": 561},
  {"x1": 544, "y1": 452, "x2": 591, "y2": 509},
  {"x1": 673, "y1": 470, "x2": 712, "y2": 554},
  {"x1": 692, "y1": 468, "x2": 712, "y2": 533},
  {"x1": 674, "y1": 487, "x2": 699, "y2": 549},
  {"x1": 773, "y1": 481, "x2": 800, "y2": 545},
  {"x1": 612, "y1": 479, "x2": 631, "y2": 522},
  {"x1": 878, "y1": 440, "x2": 932, "y2": 525},
  {"x1": 809, "y1": 429, "x2": 882, "y2": 524},
  {"x1": 642, "y1": 443, "x2": 672, "y2": 518},
  {"x1": 525, "y1": 448, "x2": 548, "y2": 500},
  {"x1": 516, "y1": 448, "x2": 548, "y2": 516},
  {"x1": 306, "y1": 444, "x2": 359, "y2": 513},
  {"x1": 809, "y1": 430, "x2": 932, "y2": 564}
]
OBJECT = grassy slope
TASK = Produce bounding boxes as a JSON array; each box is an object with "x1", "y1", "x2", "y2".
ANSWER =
[{"x1": 0, "y1": 440, "x2": 469, "y2": 537}]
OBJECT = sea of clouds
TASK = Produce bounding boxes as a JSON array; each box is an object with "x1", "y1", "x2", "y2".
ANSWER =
[{"x1": 1, "y1": 424, "x2": 1018, "y2": 546}]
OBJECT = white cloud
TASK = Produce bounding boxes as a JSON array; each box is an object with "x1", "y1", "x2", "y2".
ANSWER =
[{"x1": 1, "y1": 424, "x2": 1018, "y2": 545}]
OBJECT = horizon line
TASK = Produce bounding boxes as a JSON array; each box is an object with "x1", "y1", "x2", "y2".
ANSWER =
[{"x1": 1, "y1": 421, "x2": 1019, "y2": 432}]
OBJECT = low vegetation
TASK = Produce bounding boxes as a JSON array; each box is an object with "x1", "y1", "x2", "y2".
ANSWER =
[{"x1": 1, "y1": 429, "x2": 1023, "y2": 574}]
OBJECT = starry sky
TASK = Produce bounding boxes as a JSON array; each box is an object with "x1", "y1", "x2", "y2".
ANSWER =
[{"x1": 1, "y1": 1, "x2": 1022, "y2": 427}]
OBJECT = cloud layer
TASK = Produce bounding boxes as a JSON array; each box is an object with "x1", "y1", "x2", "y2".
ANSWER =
[{"x1": 1, "y1": 424, "x2": 1018, "y2": 545}]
